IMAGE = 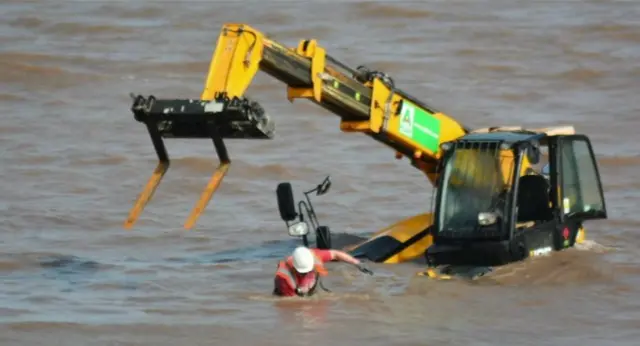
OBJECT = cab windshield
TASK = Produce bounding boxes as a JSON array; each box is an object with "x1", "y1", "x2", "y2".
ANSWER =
[{"x1": 437, "y1": 142, "x2": 514, "y2": 237}]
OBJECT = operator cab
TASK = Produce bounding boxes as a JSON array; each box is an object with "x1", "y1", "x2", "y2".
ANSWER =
[{"x1": 425, "y1": 126, "x2": 607, "y2": 267}]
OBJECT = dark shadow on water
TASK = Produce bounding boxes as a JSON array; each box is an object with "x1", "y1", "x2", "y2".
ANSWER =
[
  {"x1": 5, "y1": 254, "x2": 116, "y2": 293},
  {"x1": 39, "y1": 254, "x2": 102, "y2": 274},
  {"x1": 4, "y1": 254, "x2": 137, "y2": 293}
]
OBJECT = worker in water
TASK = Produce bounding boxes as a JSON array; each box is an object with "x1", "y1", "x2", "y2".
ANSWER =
[{"x1": 273, "y1": 246, "x2": 364, "y2": 297}]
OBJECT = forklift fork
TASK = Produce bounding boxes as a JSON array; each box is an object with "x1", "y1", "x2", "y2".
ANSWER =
[{"x1": 123, "y1": 93, "x2": 274, "y2": 230}]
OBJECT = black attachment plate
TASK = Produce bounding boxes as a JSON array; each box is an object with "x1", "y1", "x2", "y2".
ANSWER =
[{"x1": 130, "y1": 94, "x2": 275, "y2": 140}]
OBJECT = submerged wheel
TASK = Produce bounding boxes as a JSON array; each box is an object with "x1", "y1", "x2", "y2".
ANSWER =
[
  {"x1": 316, "y1": 226, "x2": 332, "y2": 249},
  {"x1": 512, "y1": 241, "x2": 527, "y2": 261}
]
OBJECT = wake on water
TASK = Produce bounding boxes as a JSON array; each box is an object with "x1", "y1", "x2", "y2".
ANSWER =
[{"x1": 574, "y1": 239, "x2": 613, "y2": 253}]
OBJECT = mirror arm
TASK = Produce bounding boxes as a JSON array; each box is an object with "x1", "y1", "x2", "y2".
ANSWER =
[
  {"x1": 298, "y1": 199, "x2": 319, "y2": 232},
  {"x1": 303, "y1": 191, "x2": 320, "y2": 231},
  {"x1": 296, "y1": 201, "x2": 311, "y2": 246},
  {"x1": 304, "y1": 186, "x2": 319, "y2": 195},
  {"x1": 297, "y1": 200, "x2": 306, "y2": 223}
]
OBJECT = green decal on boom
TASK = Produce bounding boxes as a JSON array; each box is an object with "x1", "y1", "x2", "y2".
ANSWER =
[{"x1": 398, "y1": 101, "x2": 442, "y2": 153}]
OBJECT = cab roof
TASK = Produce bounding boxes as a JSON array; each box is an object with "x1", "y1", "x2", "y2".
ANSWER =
[{"x1": 458, "y1": 125, "x2": 575, "y2": 144}]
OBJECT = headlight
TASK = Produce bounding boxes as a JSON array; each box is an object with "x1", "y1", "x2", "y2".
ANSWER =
[{"x1": 288, "y1": 221, "x2": 309, "y2": 237}]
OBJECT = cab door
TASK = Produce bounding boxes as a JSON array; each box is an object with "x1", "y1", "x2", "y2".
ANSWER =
[{"x1": 556, "y1": 135, "x2": 608, "y2": 221}]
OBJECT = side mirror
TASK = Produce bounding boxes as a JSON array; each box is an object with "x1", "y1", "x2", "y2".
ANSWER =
[
  {"x1": 478, "y1": 212, "x2": 499, "y2": 226},
  {"x1": 526, "y1": 142, "x2": 540, "y2": 165},
  {"x1": 288, "y1": 221, "x2": 309, "y2": 237},
  {"x1": 316, "y1": 176, "x2": 332, "y2": 196},
  {"x1": 276, "y1": 182, "x2": 297, "y2": 222}
]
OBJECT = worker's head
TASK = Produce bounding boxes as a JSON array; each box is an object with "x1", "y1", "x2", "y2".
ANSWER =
[{"x1": 291, "y1": 246, "x2": 315, "y2": 274}]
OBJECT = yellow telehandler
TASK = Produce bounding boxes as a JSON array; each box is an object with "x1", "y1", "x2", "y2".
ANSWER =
[{"x1": 123, "y1": 24, "x2": 607, "y2": 278}]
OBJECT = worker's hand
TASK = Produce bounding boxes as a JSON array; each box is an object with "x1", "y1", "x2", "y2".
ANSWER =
[
  {"x1": 355, "y1": 264, "x2": 373, "y2": 275},
  {"x1": 295, "y1": 286, "x2": 312, "y2": 296}
]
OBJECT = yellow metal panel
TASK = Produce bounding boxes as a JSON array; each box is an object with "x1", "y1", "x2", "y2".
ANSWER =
[
  {"x1": 344, "y1": 213, "x2": 434, "y2": 264},
  {"x1": 286, "y1": 39, "x2": 325, "y2": 103},
  {"x1": 340, "y1": 121, "x2": 371, "y2": 132},
  {"x1": 576, "y1": 227, "x2": 586, "y2": 244},
  {"x1": 369, "y1": 78, "x2": 403, "y2": 133},
  {"x1": 201, "y1": 23, "x2": 265, "y2": 100},
  {"x1": 385, "y1": 233, "x2": 434, "y2": 264}
]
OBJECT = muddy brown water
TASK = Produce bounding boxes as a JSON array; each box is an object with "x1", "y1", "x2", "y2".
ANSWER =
[{"x1": 1, "y1": 1, "x2": 640, "y2": 345}]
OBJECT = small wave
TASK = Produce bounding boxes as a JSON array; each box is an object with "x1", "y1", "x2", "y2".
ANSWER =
[
  {"x1": 485, "y1": 248, "x2": 614, "y2": 286},
  {"x1": 572, "y1": 23, "x2": 640, "y2": 43},
  {"x1": 0, "y1": 259, "x2": 28, "y2": 273},
  {"x1": 246, "y1": 292, "x2": 372, "y2": 303},
  {"x1": 603, "y1": 219, "x2": 640, "y2": 228},
  {"x1": 0, "y1": 93, "x2": 25, "y2": 102},
  {"x1": 0, "y1": 52, "x2": 92, "y2": 66},
  {"x1": 0, "y1": 124, "x2": 29, "y2": 135},
  {"x1": 476, "y1": 64, "x2": 519, "y2": 73},
  {"x1": 456, "y1": 48, "x2": 483, "y2": 57},
  {"x1": 2, "y1": 62, "x2": 66, "y2": 77},
  {"x1": 119, "y1": 61, "x2": 210, "y2": 77},
  {"x1": 68, "y1": 154, "x2": 129, "y2": 167},
  {"x1": 348, "y1": 3, "x2": 433, "y2": 20},
  {"x1": 497, "y1": 91, "x2": 546, "y2": 102},
  {"x1": 9, "y1": 155, "x2": 57, "y2": 165},
  {"x1": 553, "y1": 67, "x2": 605, "y2": 83},
  {"x1": 97, "y1": 4, "x2": 166, "y2": 19},
  {"x1": 102, "y1": 231, "x2": 215, "y2": 248},
  {"x1": 575, "y1": 239, "x2": 614, "y2": 253},
  {"x1": 46, "y1": 22, "x2": 135, "y2": 35},
  {"x1": 266, "y1": 26, "x2": 333, "y2": 42},
  {"x1": 146, "y1": 156, "x2": 217, "y2": 174},
  {"x1": 0, "y1": 307, "x2": 30, "y2": 318},
  {"x1": 603, "y1": 181, "x2": 640, "y2": 192},
  {"x1": 597, "y1": 155, "x2": 640, "y2": 167},
  {"x1": 7, "y1": 16, "x2": 44, "y2": 29},
  {"x1": 254, "y1": 12, "x2": 295, "y2": 26},
  {"x1": 0, "y1": 53, "x2": 103, "y2": 90},
  {"x1": 3, "y1": 321, "x2": 84, "y2": 332}
]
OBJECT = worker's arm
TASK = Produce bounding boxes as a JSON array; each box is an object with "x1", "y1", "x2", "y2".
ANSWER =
[
  {"x1": 329, "y1": 249, "x2": 361, "y2": 265},
  {"x1": 327, "y1": 249, "x2": 373, "y2": 275},
  {"x1": 313, "y1": 248, "x2": 360, "y2": 265}
]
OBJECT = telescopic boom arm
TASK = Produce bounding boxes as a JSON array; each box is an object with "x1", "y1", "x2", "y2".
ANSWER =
[{"x1": 124, "y1": 23, "x2": 469, "y2": 230}]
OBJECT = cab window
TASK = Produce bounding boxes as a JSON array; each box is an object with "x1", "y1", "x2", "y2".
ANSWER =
[{"x1": 560, "y1": 137, "x2": 606, "y2": 219}]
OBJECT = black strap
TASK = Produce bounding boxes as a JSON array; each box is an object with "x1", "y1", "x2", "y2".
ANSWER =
[{"x1": 318, "y1": 277, "x2": 332, "y2": 293}]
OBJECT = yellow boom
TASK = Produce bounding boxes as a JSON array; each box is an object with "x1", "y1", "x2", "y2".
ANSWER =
[{"x1": 124, "y1": 23, "x2": 471, "y2": 230}]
